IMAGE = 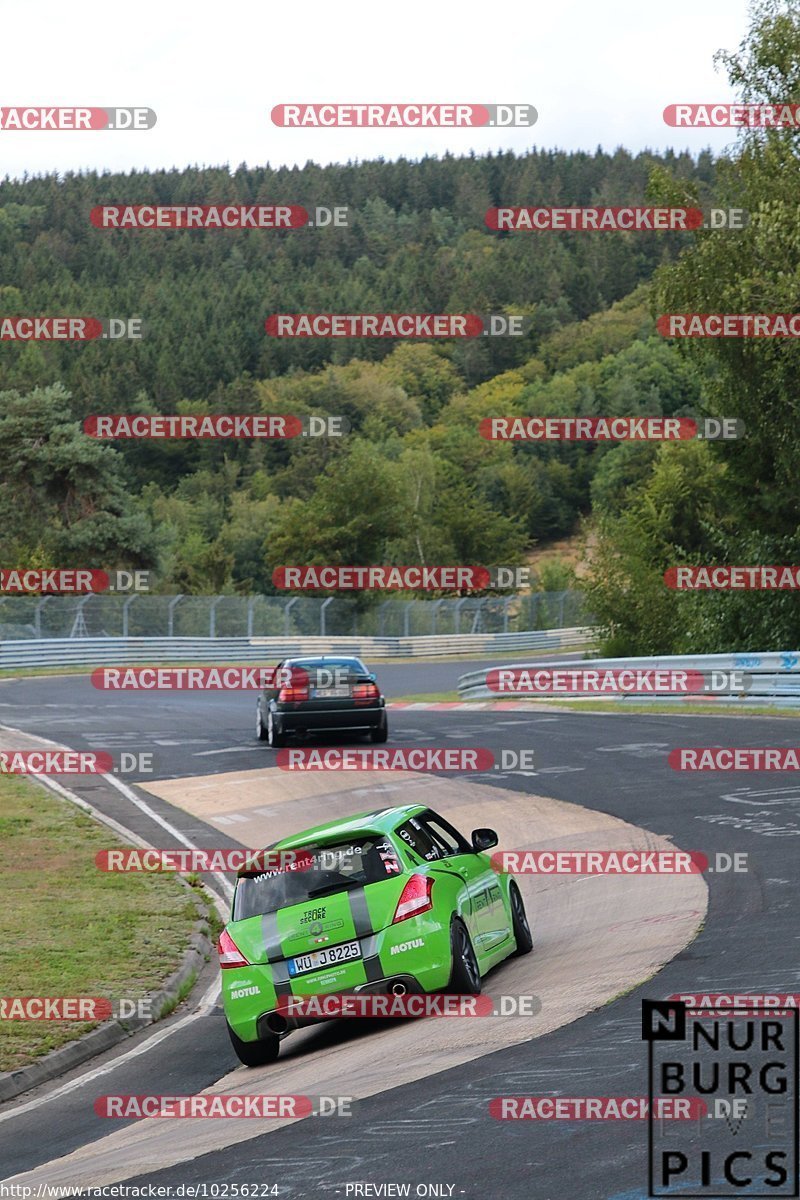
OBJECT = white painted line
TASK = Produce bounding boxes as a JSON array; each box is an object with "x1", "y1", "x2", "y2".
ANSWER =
[
  {"x1": 536, "y1": 766, "x2": 586, "y2": 775},
  {"x1": 0, "y1": 975, "x2": 221, "y2": 1125},
  {"x1": 193, "y1": 746, "x2": 253, "y2": 757},
  {"x1": 153, "y1": 739, "x2": 209, "y2": 747}
]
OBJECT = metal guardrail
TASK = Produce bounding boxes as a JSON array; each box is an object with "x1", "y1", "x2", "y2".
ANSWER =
[
  {"x1": 458, "y1": 651, "x2": 800, "y2": 704},
  {"x1": 0, "y1": 627, "x2": 595, "y2": 670}
]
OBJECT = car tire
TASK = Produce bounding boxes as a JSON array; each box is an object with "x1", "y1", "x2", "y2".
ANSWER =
[
  {"x1": 509, "y1": 882, "x2": 533, "y2": 956},
  {"x1": 446, "y1": 918, "x2": 482, "y2": 994},
  {"x1": 267, "y1": 708, "x2": 285, "y2": 748},
  {"x1": 369, "y1": 711, "x2": 388, "y2": 743},
  {"x1": 226, "y1": 1021, "x2": 280, "y2": 1067},
  {"x1": 256, "y1": 701, "x2": 269, "y2": 742}
]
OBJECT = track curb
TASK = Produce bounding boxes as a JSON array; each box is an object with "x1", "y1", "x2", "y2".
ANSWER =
[{"x1": 0, "y1": 924, "x2": 213, "y2": 1105}]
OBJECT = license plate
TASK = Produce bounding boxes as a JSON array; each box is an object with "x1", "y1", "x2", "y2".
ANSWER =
[
  {"x1": 312, "y1": 686, "x2": 350, "y2": 698},
  {"x1": 287, "y1": 940, "x2": 362, "y2": 977}
]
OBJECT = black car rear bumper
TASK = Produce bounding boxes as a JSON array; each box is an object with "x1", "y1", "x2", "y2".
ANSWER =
[{"x1": 276, "y1": 704, "x2": 385, "y2": 733}]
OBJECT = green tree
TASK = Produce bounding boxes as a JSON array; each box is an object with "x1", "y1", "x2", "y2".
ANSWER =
[{"x1": 0, "y1": 384, "x2": 159, "y2": 569}]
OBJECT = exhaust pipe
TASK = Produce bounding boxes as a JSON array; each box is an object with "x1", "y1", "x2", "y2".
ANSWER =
[
  {"x1": 391, "y1": 981, "x2": 407, "y2": 996},
  {"x1": 265, "y1": 1012, "x2": 289, "y2": 1034}
]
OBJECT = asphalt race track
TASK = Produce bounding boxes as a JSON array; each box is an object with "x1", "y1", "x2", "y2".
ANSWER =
[{"x1": 1, "y1": 667, "x2": 798, "y2": 1199}]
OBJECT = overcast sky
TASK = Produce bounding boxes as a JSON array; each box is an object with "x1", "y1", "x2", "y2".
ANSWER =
[{"x1": 1, "y1": 0, "x2": 752, "y2": 179}]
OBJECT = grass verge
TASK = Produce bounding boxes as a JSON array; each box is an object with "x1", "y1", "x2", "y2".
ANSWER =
[{"x1": 0, "y1": 774, "x2": 203, "y2": 1072}]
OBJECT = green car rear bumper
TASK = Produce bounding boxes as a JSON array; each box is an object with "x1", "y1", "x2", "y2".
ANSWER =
[{"x1": 223, "y1": 912, "x2": 452, "y2": 1043}]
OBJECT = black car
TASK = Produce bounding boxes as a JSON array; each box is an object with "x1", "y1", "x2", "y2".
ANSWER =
[{"x1": 255, "y1": 656, "x2": 388, "y2": 747}]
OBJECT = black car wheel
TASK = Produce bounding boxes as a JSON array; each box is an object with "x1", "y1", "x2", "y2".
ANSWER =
[
  {"x1": 446, "y1": 918, "x2": 481, "y2": 994},
  {"x1": 256, "y1": 701, "x2": 269, "y2": 742},
  {"x1": 226, "y1": 1021, "x2": 280, "y2": 1067},
  {"x1": 509, "y1": 882, "x2": 533, "y2": 956},
  {"x1": 267, "y1": 708, "x2": 286, "y2": 748},
  {"x1": 369, "y1": 711, "x2": 388, "y2": 743}
]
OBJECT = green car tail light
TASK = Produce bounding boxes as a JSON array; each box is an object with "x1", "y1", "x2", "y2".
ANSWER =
[
  {"x1": 392, "y1": 874, "x2": 434, "y2": 924},
  {"x1": 218, "y1": 928, "x2": 249, "y2": 969}
]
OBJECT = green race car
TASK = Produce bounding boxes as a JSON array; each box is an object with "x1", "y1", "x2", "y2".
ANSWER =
[{"x1": 218, "y1": 803, "x2": 533, "y2": 1065}]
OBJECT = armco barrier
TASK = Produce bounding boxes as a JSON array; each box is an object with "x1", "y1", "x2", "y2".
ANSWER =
[
  {"x1": 458, "y1": 650, "x2": 800, "y2": 704},
  {"x1": 0, "y1": 628, "x2": 595, "y2": 671}
]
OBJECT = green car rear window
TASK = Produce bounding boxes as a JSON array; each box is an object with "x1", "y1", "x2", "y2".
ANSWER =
[{"x1": 233, "y1": 837, "x2": 403, "y2": 920}]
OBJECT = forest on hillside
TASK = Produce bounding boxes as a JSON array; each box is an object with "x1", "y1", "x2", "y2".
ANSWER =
[{"x1": 2, "y1": 0, "x2": 800, "y2": 656}]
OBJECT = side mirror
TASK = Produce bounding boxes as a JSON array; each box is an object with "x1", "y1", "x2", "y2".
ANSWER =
[{"x1": 471, "y1": 828, "x2": 498, "y2": 852}]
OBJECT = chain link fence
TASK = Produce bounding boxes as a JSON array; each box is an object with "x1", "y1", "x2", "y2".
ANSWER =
[{"x1": 0, "y1": 591, "x2": 590, "y2": 640}]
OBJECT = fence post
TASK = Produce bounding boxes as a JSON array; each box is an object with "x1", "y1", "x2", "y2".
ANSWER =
[
  {"x1": 209, "y1": 597, "x2": 223, "y2": 638},
  {"x1": 34, "y1": 596, "x2": 50, "y2": 639},
  {"x1": 167, "y1": 595, "x2": 184, "y2": 637},
  {"x1": 320, "y1": 597, "x2": 333, "y2": 637},
  {"x1": 122, "y1": 594, "x2": 138, "y2": 638},
  {"x1": 559, "y1": 591, "x2": 566, "y2": 627},
  {"x1": 284, "y1": 597, "x2": 298, "y2": 636},
  {"x1": 454, "y1": 597, "x2": 468, "y2": 634},
  {"x1": 69, "y1": 595, "x2": 93, "y2": 638},
  {"x1": 247, "y1": 596, "x2": 256, "y2": 638},
  {"x1": 503, "y1": 595, "x2": 511, "y2": 634}
]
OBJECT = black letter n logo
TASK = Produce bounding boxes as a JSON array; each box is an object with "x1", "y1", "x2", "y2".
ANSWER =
[{"x1": 642, "y1": 999, "x2": 686, "y2": 1042}]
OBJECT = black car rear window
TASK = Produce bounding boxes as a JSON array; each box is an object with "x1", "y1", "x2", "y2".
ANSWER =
[
  {"x1": 233, "y1": 836, "x2": 403, "y2": 920},
  {"x1": 287, "y1": 658, "x2": 367, "y2": 674}
]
